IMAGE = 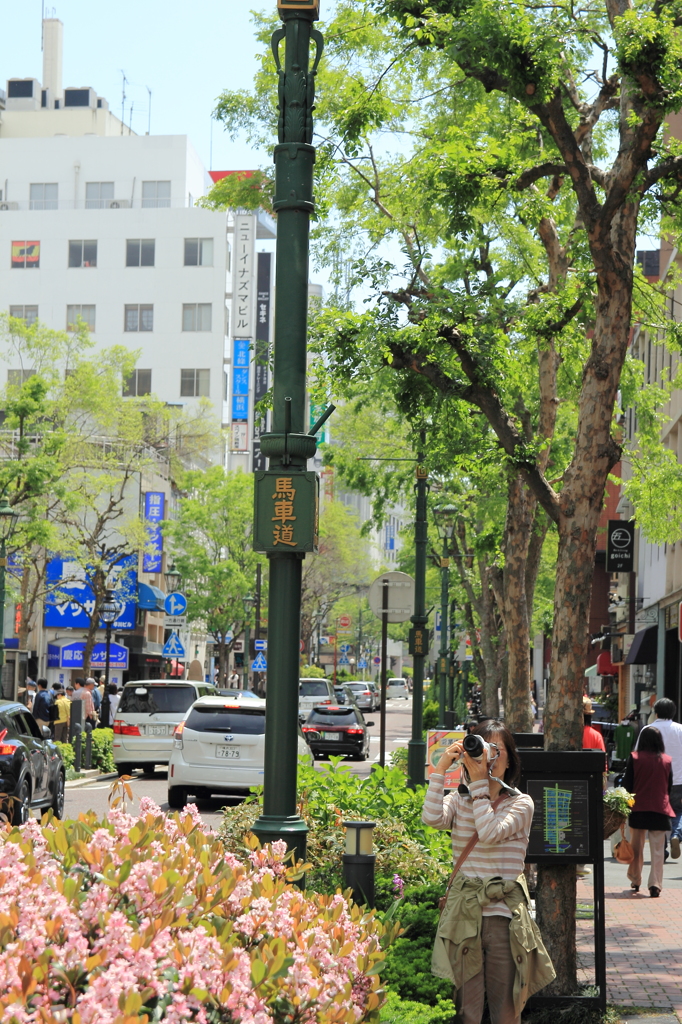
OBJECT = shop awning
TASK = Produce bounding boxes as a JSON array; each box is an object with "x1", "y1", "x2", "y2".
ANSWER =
[
  {"x1": 138, "y1": 582, "x2": 165, "y2": 611},
  {"x1": 584, "y1": 663, "x2": 599, "y2": 677},
  {"x1": 625, "y1": 625, "x2": 658, "y2": 665}
]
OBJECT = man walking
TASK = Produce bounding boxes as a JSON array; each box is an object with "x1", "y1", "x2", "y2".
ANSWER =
[
  {"x1": 32, "y1": 679, "x2": 53, "y2": 733},
  {"x1": 73, "y1": 676, "x2": 96, "y2": 726},
  {"x1": 637, "y1": 698, "x2": 682, "y2": 859},
  {"x1": 53, "y1": 684, "x2": 71, "y2": 742}
]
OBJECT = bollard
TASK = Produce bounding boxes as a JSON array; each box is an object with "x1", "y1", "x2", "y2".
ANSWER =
[
  {"x1": 69, "y1": 697, "x2": 84, "y2": 744},
  {"x1": 84, "y1": 722, "x2": 93, "y2": 770},
  {"x1": 444, "y1": 709, "x2": 456, "y2": 730},
  {"x1": 73, "y1": 723, "x2": 82, "y2": 773},
  {"x1": 342, "y1": 821, "x2": 376, "y2": 908}
]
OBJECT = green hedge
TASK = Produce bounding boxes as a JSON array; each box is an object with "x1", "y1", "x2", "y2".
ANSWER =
[
  {"x1": 381, "y1": 882, "x2": 453, "y2": 1006},
  {"x1": 53, "y1": 727, "x2": 115, "y2": 774}
]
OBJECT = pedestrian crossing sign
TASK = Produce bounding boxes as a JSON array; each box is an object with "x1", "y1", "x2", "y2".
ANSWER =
[
  {"x1": 338, "y1": 655, "x2": 350, "y2": 666},
  {"x1": 252, "y1": 652, "x2": 267, "y2": 671},
  {"x1": 162, "y1": 632, "x2": 186, "y2": 658}
]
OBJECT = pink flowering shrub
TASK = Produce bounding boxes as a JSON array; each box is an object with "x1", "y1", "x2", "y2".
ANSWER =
[{"x1": 0, "y1": 794, "x2": 396, "y2": 1024}]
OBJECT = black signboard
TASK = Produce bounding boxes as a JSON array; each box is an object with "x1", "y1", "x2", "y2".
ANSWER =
[
  {"x1": 252, "y1": 252, "x2": 272, "y2": 472},
  {"x1": 606, "y1": 519, "x2": 634, "y2": 573},
  {"x1": 526, "y1": 779, "x2": 590, "y2": 858}
]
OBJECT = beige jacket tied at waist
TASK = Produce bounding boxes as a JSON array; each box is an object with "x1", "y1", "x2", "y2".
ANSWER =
[{"x1": 432, "y1": 872, "x2": 555, "y2": 1014}]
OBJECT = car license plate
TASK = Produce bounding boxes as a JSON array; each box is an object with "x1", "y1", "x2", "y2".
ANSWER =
[
  {"x1": 216, "y1": 746, "x2": 240, "y2": 759},
  {"x1": 322, "y1": 732, "x2": 341, "y2": 740},
  {"x1": 146, "y1": 725, "x2": 168, "y2": 736}
]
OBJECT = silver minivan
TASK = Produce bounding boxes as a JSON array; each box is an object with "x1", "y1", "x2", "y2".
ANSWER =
[
  {"x1": 112, "y1": 680, "x2": 216, "y2": 773},
  {"x1": 298, "y1": 677, "x2": 335, "y2": 719}
]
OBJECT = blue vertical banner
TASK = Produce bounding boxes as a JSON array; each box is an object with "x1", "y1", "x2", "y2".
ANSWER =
[
  {"x1": 232, "y1": 338, "x2": 251, "y2": 427},
  {"x1": 143, "y1": 491, "x2": 165, "y2": 572}
]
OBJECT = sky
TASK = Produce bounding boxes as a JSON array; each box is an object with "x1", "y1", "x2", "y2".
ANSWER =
[{"x1": 0, "y1": 0, "x2": 277, "y2": 173}]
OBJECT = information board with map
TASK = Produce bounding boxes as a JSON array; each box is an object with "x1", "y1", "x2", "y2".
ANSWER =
[{"x1": 526, "y1": 779, "x2": 590, "y2": 858}]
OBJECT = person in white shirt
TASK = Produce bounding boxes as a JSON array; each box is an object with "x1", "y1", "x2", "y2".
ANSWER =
[{"x1": 636, "y1": 698, "x2": 682, "y2": 859}]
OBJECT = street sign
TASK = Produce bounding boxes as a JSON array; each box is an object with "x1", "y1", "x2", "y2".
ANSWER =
[
  {"x1": 165, "y1": 615, "x2": 187, "y2": 628},
  {"x1": 606, "y1": 520, "x2": 635, "y2": 573},
  {"x1": 358, "y1": 658, "x2": 368, "y2": 669},
  {"x1": 162, "y1": 632, "x2": 186, "y2": 658},
  {"x1": 373, "y1": 656, "x2": 381, "y2": 665},
  {"x1": 368, "y1": 571, "x2": 415, "y2": 622},
  {"x1": 300, "y1": 639, "x2": 305, "y2": 653},
  {"x1": 252, "y1": 652, "x2": 267, "y2": 671},
  {"x1": 165, "y1": 592, "x2": 188, "y2": 617},
  {"x1": 338, "y1": 655, "x2": 350, "y2": 666},
  {"x1": 254, "y1": 639, "x2": 267, "y2": 651},
  {"x1": 338, "y1": 614, "x2": 352, "y2": 628},
  {"x1": 319, "y1": 636, "x2": 328, "y2": 645},
  {"x1": 340, "y1": 643, "x2": 351, "y2": 653}
]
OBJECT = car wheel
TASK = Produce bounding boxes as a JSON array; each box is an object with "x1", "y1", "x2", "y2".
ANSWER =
[
  {"x1": 51, "y1": 771, "x2": 65, "y2": 819},
  {"x1": 142, "y1": 766, "x2": 156, "y2": 776},
  {"x1": 117, "y1": 763, "x2": 135, "y2": 777},
  {"x1": 12, "y1": 779, "x2": 31, "y2": 826},
  {"x1": 167, "y1": 786, "x2": 187, "y2": 809},
  {"x1": 354, "y1": 748, "x2": 367, "y2": 761}
]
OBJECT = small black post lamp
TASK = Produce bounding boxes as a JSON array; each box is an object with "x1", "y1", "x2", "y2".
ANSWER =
[{"x1": 342, "y1": 820, "x2": 376, "y2": 907}]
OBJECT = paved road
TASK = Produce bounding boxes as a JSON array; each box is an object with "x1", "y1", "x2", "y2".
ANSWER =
[{"x1": 64, "y1": 697, "x2": 416, "y2": 827}]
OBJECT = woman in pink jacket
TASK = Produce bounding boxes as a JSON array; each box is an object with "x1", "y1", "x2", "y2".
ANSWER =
[{"x1": 623, "y1": 726, "x2": 675, "y2": 897}]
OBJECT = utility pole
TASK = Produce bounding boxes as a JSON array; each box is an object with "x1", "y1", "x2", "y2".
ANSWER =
[
  {"x1": 407, "y1": 441, "x2": 428, "y2": 788},
  {"x1": 251, "y1": 0, "x2": 324, "y2": 861}
]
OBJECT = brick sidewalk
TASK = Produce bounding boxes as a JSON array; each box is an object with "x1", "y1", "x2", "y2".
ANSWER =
[{"x1": 577, "y1": 880, "x2": 682, "y2": 1018}]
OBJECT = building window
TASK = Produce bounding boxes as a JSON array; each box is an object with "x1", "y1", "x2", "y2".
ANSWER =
[
  {"x1": 9, "y1": 305, "x2": 38, "y2": 326},
  {"x1": 126, "y1": 239, "x2": 155, "y2": 267},
  {"x1": 7, "y1": 369, "x2": 36, "y2": 386},
  {"x1": 180, "y1": 368, "x2": 210, "y2": 397},
  {"x1": 123, "y1": 368, "x2": 152, "y2": 397},
  {"x1": 68, "y1": 240, "x2": 97, "y2": 268},
  {"x1": 11, "y1": 241, "x2": 40, "y2": 268},
  {"x1": 124, "y1": 304, "x2": 153, "y2": 332},
  {"x1": 141, "y1": 181, "x2": 170, "y2": 208},
  {"x1": 184, "y1": 238, "x2": 214, "y2": 266},
  {"x1": 29, "y1": 183, "x2": 58, "y2": 210},
  {"x1": 66, "y1": 305, "x2": 96, "y2": 331},
  {"x1": 85, "y1": 182, "x2": 114, "y2": 209},
  {"x1": 182, "y1": 303, "x2": 212, "y2": 332}
]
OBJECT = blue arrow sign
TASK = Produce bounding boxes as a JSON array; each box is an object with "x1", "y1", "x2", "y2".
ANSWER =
[
  {"x1": 165, "y1": 592, "x2": 187, "y2": 616},
  {"x1": 319, "y1": 636, "x2": 328, "y2": 645},
  {"x1": 338, "y1": 655, "x2": 350, "y2": 666},
  {"x1": 358, "y1": 658, "x2": 368, "y2": 669},
  {"x1": 254, "y1": 639, "x2": 267, "y2": 651},
  {"x1": 162, "y1": 632, "x2": 186, "y2": 658},
  {"x1": 252, "y1": 652, "x2": 267, "y2": 671},
  {"x1": 340, "y1": 643, "x2": 351, "y2": 653}
]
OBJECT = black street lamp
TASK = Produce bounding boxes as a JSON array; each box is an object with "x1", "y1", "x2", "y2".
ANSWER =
[
  {"x1": 242, "y1": 594, "x2": 255, "y2": 691},
  {"x1": 434, "y1": 505, "x2": 457, "y2": 729},
  {"x1": 0, "y1": 498, "x2": 19, "y2": 696},
  {"x1": 407, "y1": 444, "x2": 429, "y2": 789},
  {"x1": 99, "y1": 589, "x2": 119, "y2": 728},
  {"x1": 164, "y1": 561, "x2": 182, "y2": 594}
]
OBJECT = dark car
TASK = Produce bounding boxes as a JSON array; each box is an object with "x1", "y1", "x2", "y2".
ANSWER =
[
  {"x1": 333, "y1": 684, "x2": 357, "y2": 706},
  {"x1": 302, "y1": 704, "x2": 374, "y2": 761},
  {"x1": 0, "y1": 700, "x2": 65, "y2": 824}
]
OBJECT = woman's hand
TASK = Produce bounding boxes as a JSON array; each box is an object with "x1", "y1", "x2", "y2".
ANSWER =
[
  {"x1": 433, "y1": 740, "x2": 464, "y2": 775},
  {"x1": 463, "y1": 747, "x2": 489, "y2": 783}
]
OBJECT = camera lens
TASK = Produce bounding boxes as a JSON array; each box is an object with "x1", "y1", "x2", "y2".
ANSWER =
[{"x1": 462, "y1": 734, "x2": 484, "y2": 757}]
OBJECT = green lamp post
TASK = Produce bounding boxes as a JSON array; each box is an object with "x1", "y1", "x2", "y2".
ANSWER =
[
  {"x1": 242, "y1": 594, "x2": 255, "y2": 692},
  {"x1": 251, "y1": 0, "x2": 325, "y2": 861},
  {"x1": 407, "y1": 443, "x2": 429, "y2": 788},
  {"x1": 0, "y1": 498, "x2": 19, "y2": 696},
  {"x1": 434, "y1": 505, "x2": 456, "y2": 730}
]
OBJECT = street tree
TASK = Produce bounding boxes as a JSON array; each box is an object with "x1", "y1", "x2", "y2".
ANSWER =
[{"x1": 163, "y1": 467, "x2": 265, "y2": 686}]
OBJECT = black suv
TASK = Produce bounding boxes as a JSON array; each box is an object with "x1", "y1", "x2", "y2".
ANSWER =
[
  {"x1": 302, "y1": 704, "x2": 373, "y2": 761},
  {"x1": 0, "y1": 700, "x2": 65, "y2": 824}
]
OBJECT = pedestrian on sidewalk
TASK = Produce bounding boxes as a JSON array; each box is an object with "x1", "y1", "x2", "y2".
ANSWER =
[
  {"x1": 635, "y1": 698, "x2": 682, "y2": 860},
  {"x1": 423, "y1": 720, "x2": 555, "y2": 1024},
  {"x1": 31, "y1": 679, "x2": 53, "y2": 733},
  {"x1": 53, "y1": 684, "x2": 71, "y2": 742},
  {"x1": 623, "y1": 726, "x2": 675, "y2": 898}
]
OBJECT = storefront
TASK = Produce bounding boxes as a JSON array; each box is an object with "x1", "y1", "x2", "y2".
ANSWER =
[{"x1": 46, "y1": 639, "x2": 129, "y2": 688}]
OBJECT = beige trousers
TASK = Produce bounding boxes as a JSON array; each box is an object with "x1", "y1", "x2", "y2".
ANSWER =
[
  {"x1": 457, "y1": 915, "x2": 518, "y2": 1024},
  {"x1": 627, "y1": 829, "x2": 666, "y2": 891}
]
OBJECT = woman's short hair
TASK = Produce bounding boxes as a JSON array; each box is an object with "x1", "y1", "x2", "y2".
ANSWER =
[
  {"x1": 638, "y1": 726, "x2": 665, "y2": 754},
  {"x1": 473, "y1": 719, "x2": 522, "y2": 786}
]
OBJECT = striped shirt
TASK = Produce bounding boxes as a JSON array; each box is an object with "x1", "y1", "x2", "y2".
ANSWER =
[{"x1": 423, "y1": 774, "x2": 534, "y2": 918}]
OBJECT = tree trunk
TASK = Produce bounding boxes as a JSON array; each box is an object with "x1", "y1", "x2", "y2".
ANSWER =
[
  {"x1": 477, "y1": 563, "x2": 503, "y2": 718},
  {"x1": 218, "y1": 640, "x2": 228, "y2": 686},
  {"x1": 501, "y1": 476, "x2": 535, "y2": 732},
  {"x1": 18, "y1": 564, "x2": 31, "y2": 651}
]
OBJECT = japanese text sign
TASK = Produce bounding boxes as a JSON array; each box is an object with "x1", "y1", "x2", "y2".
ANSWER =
[
  {"x1": 232, "y1": 215, "x2": 254, "y2": 336},
  {"x1": 427, "y1": 730, "x2": 465, "y2": 790},
  {"x1": 143, "y1": 491, "x2": 165, "y2": 573},
  {"x1": 254, "y1": 471, "x2": 319, "y2": 553}
]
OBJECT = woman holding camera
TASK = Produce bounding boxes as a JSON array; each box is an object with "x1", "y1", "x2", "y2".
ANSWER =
[{"x1": 423, "y1": 720, "x2": 554, "y2": 1024}]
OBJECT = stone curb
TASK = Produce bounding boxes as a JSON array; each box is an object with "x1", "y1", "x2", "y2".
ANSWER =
[{"x1": 65, "y1": 772, "x2": 118, "y2": 790}]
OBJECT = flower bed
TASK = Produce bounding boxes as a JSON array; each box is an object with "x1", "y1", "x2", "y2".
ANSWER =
[{"x1": 0, "y1": 794, "x2": 394, "y2": 1024}]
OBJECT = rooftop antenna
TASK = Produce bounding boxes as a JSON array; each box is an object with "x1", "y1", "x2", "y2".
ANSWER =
[
  {"x1": 41, "y1": 0, "x2": 45, "y2": 50},
  {"x1": 146, "y1": 86, "x2": 152, "y2": 135},
  {"x1": 120, "y1": 70, "x2": 127, "y2": 135},
  {"x1": 129, "y1": 100, "x2": 134, "y2": 135},
  {"x1": 209, "y1": 113, "x2": 213, "y2": 170}
]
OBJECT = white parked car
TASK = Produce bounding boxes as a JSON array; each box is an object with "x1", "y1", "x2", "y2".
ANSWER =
[
  {"x1": 298, "y1": 677, "x2": 335, "y2": 719},
  {"x1": 112, "y1": 680, "x2": 216, "y2": 774},
  {"x1": 168, "y1": 696, "x2": 311, "y2": 807},
  {"x1": 387, "y1": 678, "x2": 409, "y2": 700}
]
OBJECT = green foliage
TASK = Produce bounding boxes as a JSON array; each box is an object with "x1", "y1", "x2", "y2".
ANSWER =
[
  {"x1": 381, "y1": 882, "x2": 453, "y2": 1006},
  {"x1": 54, "y1": 740, "x2": 74, "y2": 770},
  {"x1": 198, "y1": 169, "x2": 274, "y2": 214},
  {"x1": 423, "y1": 702, "x2": 440, "y2": 730},
  {"x1": 299, "y1": 663, "x2": 327, "y2": 678},
  {"x1": 90, "y1": 728, "x2": 115, "y2": 774},
  {"x1": 380, "y1": 989, "x2": 456, "y2": 1024}
]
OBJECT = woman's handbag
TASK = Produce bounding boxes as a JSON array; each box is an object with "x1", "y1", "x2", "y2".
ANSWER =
[
  {"x1": 613, "y1": 824, "x2": 634, "y2": 864},
  {"x1": 439, "y1": 795, "x2": 505, "y2": 914}
]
